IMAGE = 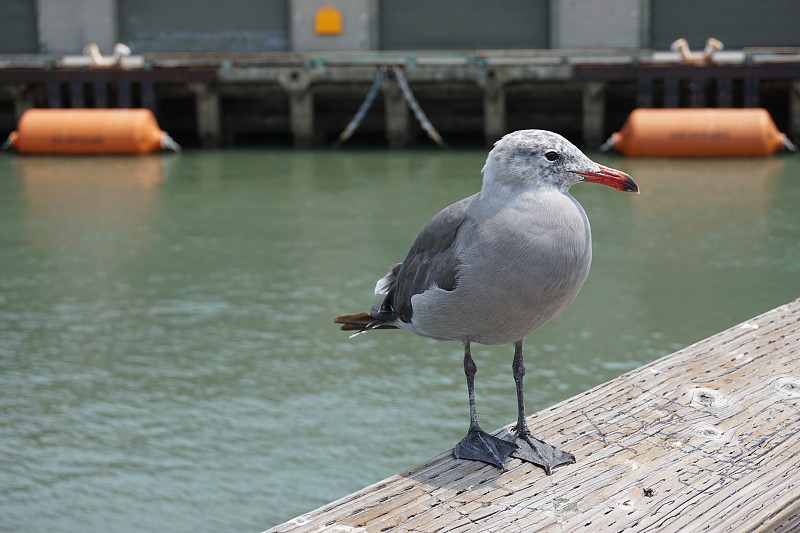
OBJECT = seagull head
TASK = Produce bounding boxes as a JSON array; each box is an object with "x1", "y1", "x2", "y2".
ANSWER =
[{"x1": 482, "y1": 129, "x2": 639, "y2": 194}]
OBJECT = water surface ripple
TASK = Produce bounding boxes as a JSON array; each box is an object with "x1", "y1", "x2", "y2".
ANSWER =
[{"x1": 1, "y1": 151, "x2": 798, "y2": 531}]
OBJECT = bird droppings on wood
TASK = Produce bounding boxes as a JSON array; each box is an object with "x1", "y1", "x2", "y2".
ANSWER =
[
  {"x1": 775, "y1": 377, "x2": 800, "y2": 396},
  {"x1": 689, "y1": 387, "x2": 725, "y2": 408},
  {"x1": 695, "y1": 426, "x2": 724, "y2": 440}
]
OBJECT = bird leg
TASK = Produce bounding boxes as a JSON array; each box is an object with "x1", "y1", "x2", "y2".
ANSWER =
[
  {"x1": 453, "y1": 340, "x2": 516, "y2": 469},
  {"x1": 510, "y1": 340, "x2": 576, "y2": 475}
]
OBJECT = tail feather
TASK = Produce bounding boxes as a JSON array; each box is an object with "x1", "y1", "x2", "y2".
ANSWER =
[
  {"x1": 334, "y1": 312, "x2": 397, "y2": 333},
  {"x1": 374, "y1": 263, "x2": 401, "y2": 295}
]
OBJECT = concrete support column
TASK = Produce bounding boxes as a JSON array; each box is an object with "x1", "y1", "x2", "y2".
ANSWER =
[
  {"x1": 118, "y1": 80, "x2": 132, "y2": 108},
  {"x1": 483, "y1": 73, "x2": 506, "y2": 146},
  {"x1": 689, "y1": 78, "x2": 705, "y2": 108},
  {"x1": 93, "y1": 80, "x2": 109, "y2": 108},
  {"x1": 790, "y1": 81, "x2": 800, "y2": 145},
  {"x1": 191, "y1": 83, "x2": 221, "y2": 148},
  {"x1": 279, "y1": 70, "x2": 314, "y2": 148},
  {"x1": 69, "y1": 81, "x2": 85, "y2": 108},
  {"x1": 637, "y1": 77, "x2": 653, "y2": 108},
  {"x1": 288, "y1": 89, "x2": 314, "y2": 148},
  {"x1": 11, "y1": 84, "x2": 34, "y2": 121},
  {"x1": 582, "y1": 81, "x2": 606, "y2": 149},
  {"x1": 744, "y1": 78, "x2": 760, "y2": 108},
  {"x1": 664, "y1": 78, "x2": 679, "y2": 108},
  {"x1": 383, "y1": 76, "x2": 410, "y2": 148},
  {"x1": 717, "y1": 78, "x2": 733, "y2": 108}
]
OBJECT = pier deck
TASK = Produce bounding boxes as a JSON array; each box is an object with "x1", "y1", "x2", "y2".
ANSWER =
[{"x1": 267, "y1": 298, "x2": 800, "y2": 532}]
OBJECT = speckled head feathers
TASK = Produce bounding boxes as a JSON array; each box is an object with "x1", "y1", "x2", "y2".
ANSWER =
[{"x1": 481, "y1": 129, "x2": 599, "y2": 192}]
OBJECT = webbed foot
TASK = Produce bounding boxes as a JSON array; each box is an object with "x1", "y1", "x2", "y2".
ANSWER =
[
  {"x1": 453, "y1": 429, "x2": 517, "y2": 469},
  {"x1": 511, "y1": 431, "x2": 575, "y2": 475}
]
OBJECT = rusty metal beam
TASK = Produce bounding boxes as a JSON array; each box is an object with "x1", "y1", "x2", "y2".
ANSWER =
[{"x1": 574, "y1": 63, "x2": 800, "y2": 80}]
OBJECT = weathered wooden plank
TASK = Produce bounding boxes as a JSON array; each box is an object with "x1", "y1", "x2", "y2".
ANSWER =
[{"x1": 266, "y1": 299, "x2": 800, "y2": 532}]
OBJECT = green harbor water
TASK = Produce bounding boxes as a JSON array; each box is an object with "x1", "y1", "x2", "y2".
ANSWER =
[{"x1": 0, "y1": 149, "x2": 798, "y2": 531}]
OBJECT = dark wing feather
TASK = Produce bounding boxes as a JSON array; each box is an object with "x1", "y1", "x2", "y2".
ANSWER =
[{"x1": 373, "y1": 194, "x2": 475, "y2": 324}]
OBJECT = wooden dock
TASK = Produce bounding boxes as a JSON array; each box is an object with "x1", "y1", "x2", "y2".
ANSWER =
[{"x1": 266, "y1": 298, "x2": 800, "y2": 532}]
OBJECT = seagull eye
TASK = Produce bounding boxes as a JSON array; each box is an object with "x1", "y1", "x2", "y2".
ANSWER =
[{"x1": 544, "y1": 151, "x2": 560, "y2": 162}]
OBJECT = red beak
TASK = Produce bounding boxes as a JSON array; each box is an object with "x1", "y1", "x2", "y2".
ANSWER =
[{"x1": 575, "y1": 164, "x2": 639, "y2": 193}]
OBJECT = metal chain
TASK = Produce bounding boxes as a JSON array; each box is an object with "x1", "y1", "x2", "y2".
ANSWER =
[
  {"x1": 335, "y1": 65, "x2": 387, "y2": 146},
  {"x1": 390, "y1": 66, "x2": 446, "y2": 148}
]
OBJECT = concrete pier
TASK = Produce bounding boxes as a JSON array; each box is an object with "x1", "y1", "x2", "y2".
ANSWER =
[
  {"x1": 482, "y1": 72, "x2": 506, "y2": 146},
  {"x1": 1, "y1": 50, "x2": 799, "y2": 147},
  {"x1": 581, "y1": 81, "x2": 605, "y2": 148},
  {"x1": 191, "y1": 83, "x2": 221, "y2": 148},
  {"x1": 10, "y1": 84, "x2": 33, "y2": 122},
  {"x1": 278, "y1": 70, "x2": 315, "y2": 148},
  {"x1": 791, "y1": 80, "x2": 800, "y2": 145},
  {"x1": 383, "y1": 75, "x2": 410, "y2": 148}
]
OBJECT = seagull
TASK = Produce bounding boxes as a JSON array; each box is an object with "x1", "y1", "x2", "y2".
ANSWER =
[{"x1": 335, "y1": 130, "x2": 639, "y2": 474}]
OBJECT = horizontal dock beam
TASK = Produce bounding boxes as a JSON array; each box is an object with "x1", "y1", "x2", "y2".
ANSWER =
[
  {"x1": 267, "y1": 298, "x2": 800, "y2": 532},
  {"x1": 1, "y1": 51, "x2": 799, "y2": 147}
]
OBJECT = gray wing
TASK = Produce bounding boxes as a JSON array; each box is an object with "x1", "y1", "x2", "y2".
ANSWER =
[{"x1": 372, "y1": 194, "x2": 475, "y2": 324}]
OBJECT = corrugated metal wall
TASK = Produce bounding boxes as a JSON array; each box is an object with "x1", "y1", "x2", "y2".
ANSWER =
[
  {"x1": 650, "y1": 0, "x2": 800, "y2": 49},
  {"x1": 38, "y1": 0, "x2": 116, "y2": 54},
  {"x1": 3, "y1": 0, "x2": 800, "y2": 56},
  {"x1": 379, "y1": 0, "x2": 549, "y2": 50},
  {"x1": 556, "y1": 0, "x2": 641, "y2": 49},
  {"x1": 118, "y1": 0, "x2": 289, "y2": 52},
  {"x1": 0, "y1": 0, "x2": 38, "y2": 53}
]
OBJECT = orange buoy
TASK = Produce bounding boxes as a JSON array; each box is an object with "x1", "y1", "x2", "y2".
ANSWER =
[
  {"x1": 604, "y1": 108, "x2": 795, "y2": 157},
  {"x1": 5, "y1": 108, "x2": 180, "y2": 155}
]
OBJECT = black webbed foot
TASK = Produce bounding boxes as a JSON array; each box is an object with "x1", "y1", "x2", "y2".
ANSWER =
[
  {"x1": 453, "y1": 429, "x2": 517, "y2": 469},
  {"x1": 511, "y1": 430, "x2": 575, "y2": 475}
]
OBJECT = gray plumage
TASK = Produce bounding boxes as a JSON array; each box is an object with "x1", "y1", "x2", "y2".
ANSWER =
[
  {"x1": 336, "y1": 129, "x2": 638, "y2": 472},
  {"x1": 373, "y1": 130, "x2": 603, "y2": 343}
]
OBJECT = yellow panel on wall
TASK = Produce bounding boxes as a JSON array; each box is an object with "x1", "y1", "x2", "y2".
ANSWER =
[{"x1": 314, "y1": 5, "x2": 343, "y2": 35}]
